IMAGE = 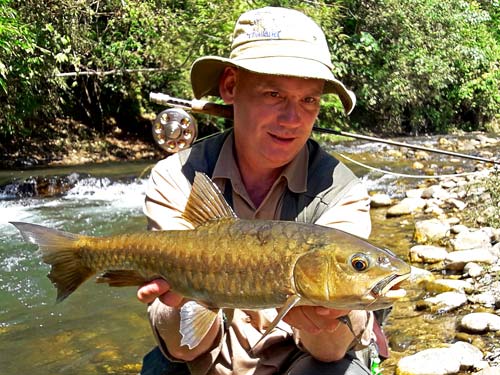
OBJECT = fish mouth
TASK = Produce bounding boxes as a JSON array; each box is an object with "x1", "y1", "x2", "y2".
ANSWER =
[{"x1": 367, "y1": 273, "x2": 409, "y2": 300}]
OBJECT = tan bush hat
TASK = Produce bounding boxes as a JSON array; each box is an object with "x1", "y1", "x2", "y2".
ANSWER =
[{"x1": 190, "y1": 7, "x2": 356, "y2": 114}]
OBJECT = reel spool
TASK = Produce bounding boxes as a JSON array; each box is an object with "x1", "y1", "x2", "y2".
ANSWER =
[{"x1": 152, "y1": 108, "x2": 198, "y2": 153}]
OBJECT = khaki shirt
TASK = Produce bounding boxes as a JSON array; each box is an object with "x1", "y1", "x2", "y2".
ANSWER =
[{"x1": 144, "y1": 134, "x2": 375, "y2": 375}]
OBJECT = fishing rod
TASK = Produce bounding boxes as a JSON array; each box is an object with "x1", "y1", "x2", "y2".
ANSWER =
[{"x1": 149, "y1": 92, "x2": 499, "y2": 165}]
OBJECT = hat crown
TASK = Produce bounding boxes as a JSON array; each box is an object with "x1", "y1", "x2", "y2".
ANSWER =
[
  {"x1": 190, "y1": 7, "x2": 356, "y2": 114},
  {"x1": 230, "y1": 7, "x2": 332, "y2": 68}
]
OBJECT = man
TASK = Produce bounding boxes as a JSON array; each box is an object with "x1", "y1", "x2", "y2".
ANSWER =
[{"x1": 138, "y1": 7, "x2": 384, "y2": 375}]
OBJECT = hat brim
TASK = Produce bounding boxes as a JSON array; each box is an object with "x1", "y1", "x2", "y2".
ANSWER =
[{"x1": 190, "y1": 56, "x2": 356, "y2": 114}]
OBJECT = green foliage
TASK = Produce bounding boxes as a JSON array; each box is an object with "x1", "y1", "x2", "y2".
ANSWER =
[
  {"x1": 342, "y1": 0, "x2": 500, "y2": 134},
  {"x1": 1, "y1": 0, "x2": 499, "y2": 142},
  {"x1": 0, "y1": 0, "x2": 43, "y2": 138}
]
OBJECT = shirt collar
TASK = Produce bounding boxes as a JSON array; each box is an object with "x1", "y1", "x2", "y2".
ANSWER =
[{"x1": 212, "y1": 132, "x2": 308, "y2": 194}]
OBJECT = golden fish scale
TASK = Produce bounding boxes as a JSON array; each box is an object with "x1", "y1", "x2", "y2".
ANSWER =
[{"x1": 76, "y1": 219, "x2": 322, "y2": 309}]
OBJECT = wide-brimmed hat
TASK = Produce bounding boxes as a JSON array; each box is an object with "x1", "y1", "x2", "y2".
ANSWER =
[{"x1": 190, "y1": 7, "x2": 356, "y2": 114}]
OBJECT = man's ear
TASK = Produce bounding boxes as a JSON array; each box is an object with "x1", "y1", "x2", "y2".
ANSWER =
[{"x1": 219, "y1": 67, "x2": 238, "y2": 104}]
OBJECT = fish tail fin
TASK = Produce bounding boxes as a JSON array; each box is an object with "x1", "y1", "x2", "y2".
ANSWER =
[{"x1": 10, "y1": 222, "x2": 94, "y2": 303}]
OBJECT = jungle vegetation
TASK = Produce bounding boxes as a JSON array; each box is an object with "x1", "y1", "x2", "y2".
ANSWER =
[{"x1": 1, "y1": 0, "x2": 499, "y2": 144}]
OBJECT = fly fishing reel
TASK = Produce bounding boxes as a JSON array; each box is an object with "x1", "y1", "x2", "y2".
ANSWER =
[{"x1": 152, "y1": 108, "x2": 198, "y2": 153}]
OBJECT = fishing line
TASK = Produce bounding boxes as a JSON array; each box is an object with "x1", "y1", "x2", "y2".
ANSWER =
[{"x1": 335, "y1": 153, "x2": 498, "y2": 180}]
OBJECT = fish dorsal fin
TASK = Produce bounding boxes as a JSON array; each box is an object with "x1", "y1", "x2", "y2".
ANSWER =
[
  {"x1": 251, "y1": 294, "x2": 302, "y2": 354},
  {"x1": 180, "y1": 301, "x2": 222, "y2": 349},
  {"x1": 182, "y1": 172, "x2": 237, "y2": 227}
]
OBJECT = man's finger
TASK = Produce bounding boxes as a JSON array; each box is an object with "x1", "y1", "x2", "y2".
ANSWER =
[
  {"x1": 137, "y1": 279, "x2": 171, "y2": 304},
  {"x1": 159, "y1": 292, "x2": 184, "y2": 308}
]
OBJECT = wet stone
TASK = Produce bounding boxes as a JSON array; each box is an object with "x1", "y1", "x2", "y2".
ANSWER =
[
  {"x1": 446, "y1": 249, "x2": 497, "y2": 270},
  {"x1": 440, "y1": 180, "x2": 457, "y2": 189},
  {"x1": 422, "y1": 185, "x2": 453, "y2": 200},
  {"x1": 463, "y1": 262, "x2": 485, "y2": 277},
  {"x1": 446, "y1": 198, "x2": 467, "y2": 210},
  {"x1": 446, "y1": 217, "x2": 461, "y2": 226},
  {"x1": 451, "y1": 229, "x2": 492, "y2": 251},
  {"x1": 424, "y1": 279, "x2": 474, "y2": 294},
  {"x1": 414, "y1": 219, "x2": 451, "y2": 244},
  {"x1": 468, "y1": 292, "x2": 497, "y2": 307},
  {"x1": 370, "y1": 193, "x2": 392, "y2": 207},
  {"x1": 475, "y1": 367, "x2": 500, "y2": 375},
  {"x1": 396, "y1": 341, "x2": 483, "y2": 375},
  {"x1": 451, "y1": 224, "x2": 470, "y2": 234},
  {"x1": 387, "y1": 197, "x2": 427, "y2": 217},
  {"x1": 409, "y1": 245, "x2": 448, "y2": 263},
  {"x1": 459, "y1": 312, "x2": 500, "y2": 333},
  {"x1": 417, "y1": 291, "x2": 468, "y2": 313},
  {"x1": 406, "y1": 188, "x2": 424, "y2": 198},
  {"x1": 407, "y1": 266, "x2": 435, "y2": 284}
]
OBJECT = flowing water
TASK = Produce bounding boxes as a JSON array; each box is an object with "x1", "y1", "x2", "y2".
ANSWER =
[{"x1": 1, "y1": 135, "x2": 497, "y2": 374}]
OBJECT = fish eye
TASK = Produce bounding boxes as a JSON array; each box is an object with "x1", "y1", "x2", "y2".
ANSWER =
[{"x1": 350, "y1": 254, "x2": 370, "y2": 272}]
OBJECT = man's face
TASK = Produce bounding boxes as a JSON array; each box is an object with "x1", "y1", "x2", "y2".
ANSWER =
[{"x1": 221, "y1": 68, "x2": 324, "y2": 171}]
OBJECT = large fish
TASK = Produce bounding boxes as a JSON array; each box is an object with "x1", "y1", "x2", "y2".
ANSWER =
[{"x1": 11, "y1": 172, "x2": 410, "y2": 349}]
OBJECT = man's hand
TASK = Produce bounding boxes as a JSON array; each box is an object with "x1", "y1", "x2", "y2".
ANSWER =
[
  {"x1": 138, "y1": 279, "x2": 220, "y2": 361},
  {"x1": 283, "y1": 306, "x2": 355, "y2": 362},
  {"x1": 137, "y1": 278, "x2": 184, "y2": 307},
  {"x1": 283, "y1": 306, "x2": 349, "y2": 334}
]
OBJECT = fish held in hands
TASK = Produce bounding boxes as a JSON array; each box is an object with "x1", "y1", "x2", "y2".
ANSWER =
[{"x1": 11, "y1": 172, "x2": 411, "y2": 349}]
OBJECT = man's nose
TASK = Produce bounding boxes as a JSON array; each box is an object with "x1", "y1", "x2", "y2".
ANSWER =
[{"x1": 278, "y1": 100, "x2": 301, "y2": 125}]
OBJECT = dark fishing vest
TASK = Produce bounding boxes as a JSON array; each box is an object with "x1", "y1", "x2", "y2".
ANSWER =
[{"x1": 177, "y1": 131, "x2": 361, "y2": 224}]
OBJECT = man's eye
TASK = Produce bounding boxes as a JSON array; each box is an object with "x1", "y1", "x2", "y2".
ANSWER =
[
  {"x1": 304, "y1": 97, "x2": 318, "y2": 104},
  {"x1": 267, "y1": 91, "x2": 280, "y2": 98}
]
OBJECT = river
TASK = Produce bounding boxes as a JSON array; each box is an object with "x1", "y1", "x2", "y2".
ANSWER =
[{"x1": 1, "y1": 134, "x2": 497, "y2": 374}]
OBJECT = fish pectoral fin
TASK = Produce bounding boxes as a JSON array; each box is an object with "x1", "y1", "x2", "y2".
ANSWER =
[
  {"x1": 96, "y1": 270, "x2": 150, "y2": 287},
  {"x1": 180, "y1": 301, "x2": 222, "y2": 350},
  {"x1": 250, "y1": 295, "x2": 302, "y2": 354}
]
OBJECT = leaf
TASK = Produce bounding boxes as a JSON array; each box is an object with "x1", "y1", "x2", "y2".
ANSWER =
[{"x1": 55, "y1": 52, "x2": 68, "y2": 63}]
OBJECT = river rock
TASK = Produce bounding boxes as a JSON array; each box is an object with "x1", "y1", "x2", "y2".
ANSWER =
[
  {"x1": 408, "y1": 266, "x2": 435, "y2": 284},
  {"x1": 491, "y1": 243, "x2": 500, "y2": 258},
  {"x1": 459, "y1": 312, "x2": 500, "y2": 333},
  {"x1": 446, "y1": 217, "x2": 461, "y2": 226},
  {"x1": 414, "y1": 219, "x2": 451, "y2": 243},
  {"x1": 493, "y1": 228, "x2": 500, "y2": 243},
  {"x1": 468, "y1": 292, "x2": 497, "y2": 307},
  {"x1": 415, "y1": 150, "x2": 431, "y2": 160},
  {"x1": 476, "y1": 134, "x2": 499, "y2": 146},
  {"x1": 412, "y1": 161, "x2": 425, "y2": 170},
  {"x1": 446, "y1": 249, "x2": 497, "y2": 270},
  {"x1": 447, "y1": 198, "x2": 467, "y2": 210},
  {"x1": 451, "y1": 230, "x2": 492, "y2": 250},
  {"x1": 410, "y1": 245, "x2": 448, "y2": 263},
  {"x1": 370, "y1": 193, "x2": 392, "y2": 207},
  {"x1": 406, "y1": 188, "x2": 424, "y2": 198},
  {"x1": 422, "y1": 185, "x2": 453, "y2": 200},
  {"x1": 396, "y1": 341, "x2": 483, "y2": 375},
  {"x1": 417, "y1": 291, "x2": 468, "y2": 312},
  {"x1": 463, "y1": 262, "x2": 485, "y2": 277},
  {"x1": 424, "y1": 279, "x2": 474, "y2": 294},
  {"x1": 424, "y1": 203, "x2": 445, "y2": 216},
  {"x1": 387, "y1": 197, "x2": 427, "y2": 217},
  {"x1": 440, "y1": 179, "x2": 457, "y2": 189},
  {"x1": 475, "y1": 367, "x2": 500, "y2": 375},
  {"x1": 451, "y1": 224, "x2": 470, "y2": 234}
]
